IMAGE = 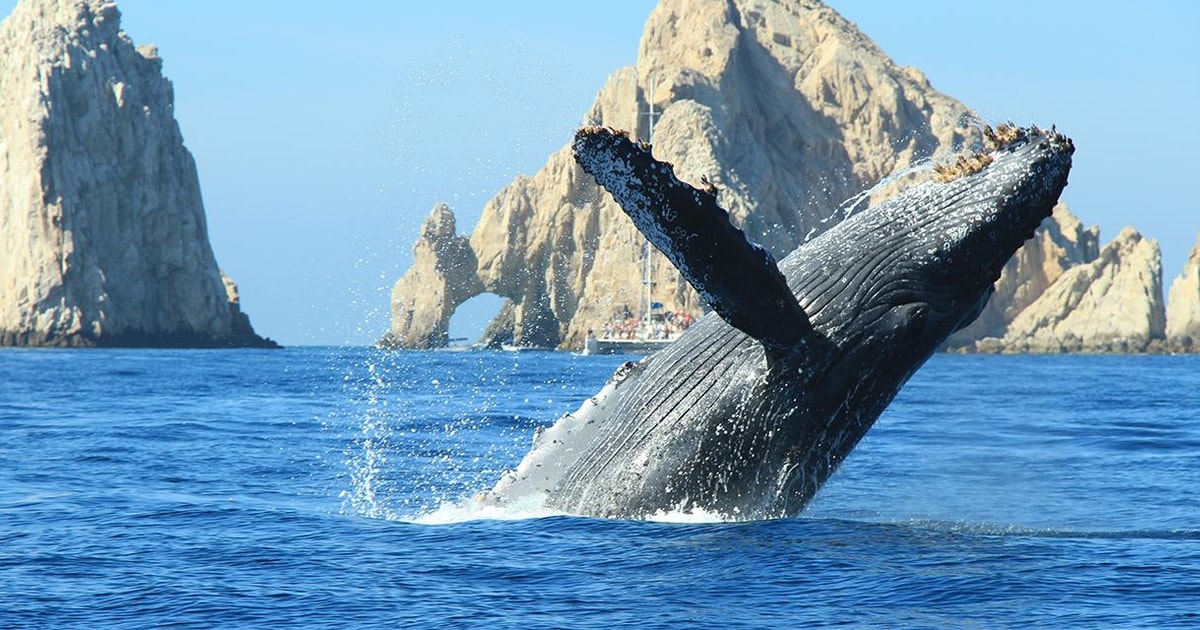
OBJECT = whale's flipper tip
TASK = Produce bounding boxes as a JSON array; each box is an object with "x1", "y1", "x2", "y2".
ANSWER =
[{"x1": 572, "y1": 126, "x2": 812, "y2": 357}]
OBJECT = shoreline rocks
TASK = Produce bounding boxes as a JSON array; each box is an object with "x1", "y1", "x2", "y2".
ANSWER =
[
  {"x1": 1165, "y1": 234, "x2": 1200, "y2": 349},
  {"x1": 953, "y1": 223, "x2": 1200, "y2": 355},
  {"x1": 973, "y1": 228, "x2": 1167, "y2": 354}
]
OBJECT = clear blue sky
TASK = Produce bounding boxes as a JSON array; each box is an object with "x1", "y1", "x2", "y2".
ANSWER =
[{"x1": 5, "y1": 1, "x2": 1197, "y2": 346}]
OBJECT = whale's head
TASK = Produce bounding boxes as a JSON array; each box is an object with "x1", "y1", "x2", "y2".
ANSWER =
[{"x1": 793, "y1": 125, "x2": 1074, "y2": 362}]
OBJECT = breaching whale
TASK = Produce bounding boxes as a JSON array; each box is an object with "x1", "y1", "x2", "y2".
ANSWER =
[{"x1": 483, "y1": 124, "x2": 1073, "y2": 520}]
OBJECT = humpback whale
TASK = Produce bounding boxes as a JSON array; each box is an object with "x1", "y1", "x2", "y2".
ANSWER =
[{"x1": 483, "y1": 124, "x2": 1073, "y2": 520}]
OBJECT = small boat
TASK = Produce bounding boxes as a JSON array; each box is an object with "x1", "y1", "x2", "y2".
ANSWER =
[
  {"x1": 500, "y1": 344, "x2": 556, "y2": 353},
  {"x1": 582, "y1": 240, "x2": 693, "y2": 356},
  {"x1": 583, "y1": 335, "x2": 674, "y2": 356}
]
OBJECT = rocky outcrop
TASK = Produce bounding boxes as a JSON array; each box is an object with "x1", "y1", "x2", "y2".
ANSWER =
[
  {"x1": 381, "y1": 204, "x2": 482, "y2": 349},
  {"x1": 387, "y1": 0, "x2": 980, "y2": 349},
  {"x1": 978, "y1": 228, "x2": 1166, "y2": 353},
  {"x1": 0, "y1": 0, "x2": 274, "y2": 348},
  {"x1": 220, "y1": 271, "x2": 264, "y2": 346},
  {"x1": 946, "y1": 203, "x2": 1099, "y2": 347},
  {"x1": 479, "y1": 300, "x2": 516, "y2": 348},
  {"x1": 1166, "y1": 233, "x2": 1200, "y2": 348}
]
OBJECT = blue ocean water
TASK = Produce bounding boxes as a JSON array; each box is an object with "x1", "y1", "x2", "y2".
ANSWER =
[{"x1": 1, "y1": 347, "x2": 1198, "y2": 628}]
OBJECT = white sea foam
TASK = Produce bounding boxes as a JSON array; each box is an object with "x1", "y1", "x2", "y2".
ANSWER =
[
  {"x1": 405, "y1": 493, "x2": 739, "y2": 525},
  {"x1": 408, "y1": 493, "x2": 565, "y2": 525},
  {"x1": 644, "y1": 506, "x2": 733, "y2": 524}
]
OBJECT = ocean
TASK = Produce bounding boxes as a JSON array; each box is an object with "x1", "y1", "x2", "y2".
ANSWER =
[{"x1": 1, "y1": 347, "x2": 1197, "y2": 628}]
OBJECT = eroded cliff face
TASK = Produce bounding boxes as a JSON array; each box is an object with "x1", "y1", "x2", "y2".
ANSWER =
[
  {"x1": 0, "y1": 0, "x2": 274, "y2": 348},
  {"x1": 1166, "y1": 234, "x2": 1200, "y2": 347},
  {"x1": 387, "y1": 0, "x2": 980, "y2": 349},
  {"x1": 979, "y1": 228, "x2": 1167, "y2": 354},
  {"x1": 382, "y1": 204, "x2": 482, "y2": 349}
]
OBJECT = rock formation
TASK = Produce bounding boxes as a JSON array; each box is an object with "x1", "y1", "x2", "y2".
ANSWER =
[
  {"x1": 0, "y1": 0, "x2": 275, "y2": 348},
  {"x1": 1166, "y1": 233, "x2": 1200, "y2": 348},
  {"x1": 978, "y1": 228, "x2": 1166, "y2": 353},
  {"x1": 387, "y1": 0, "x2": 981, "y2": 349},
  {"x1": 946, "y1": 203, "x2": 1099, "y2": 347},
  {"x1": 381, "y1": 204, "x2": 482, "y2": 349}
]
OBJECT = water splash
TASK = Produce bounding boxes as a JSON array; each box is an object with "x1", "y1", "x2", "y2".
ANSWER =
[
  {"x1": 804, "y1": 116, "x2": 993, "y2": 245},
  {"x1": 645, "y1": 506, "x2": 733, "y2": 524},
  {"x1": 411, "y1": 493, "x2": 564, "y2": 525},
  {"x1": 339, "y1": 358, "x2": 401, "y2": 521},
  {"x1": 327, "y1": 350, "x2": 578, "y2": 522},
  {"x1": 820, "y1": 157, "x2": 937, "y2": 231}
]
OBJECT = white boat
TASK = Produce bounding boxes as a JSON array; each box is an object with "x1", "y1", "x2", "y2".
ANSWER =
[
  {"x1": 582, "y1": 240, "x2": 692, "y2": 356},
  {"x1": 500, "y1": 344, "x2": 556, "y2": 353},
  {"x1": 583, "y1": 335, "x2": 674, "y2": 356}
]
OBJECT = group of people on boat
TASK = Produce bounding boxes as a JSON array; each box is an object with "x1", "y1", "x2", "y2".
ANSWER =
[{"x1": 599, "y1": 309, "x2": 695, "y2": 341}]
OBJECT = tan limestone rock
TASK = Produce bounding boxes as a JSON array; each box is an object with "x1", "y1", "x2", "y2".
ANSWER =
[
  {"x1": 0, "y1": 0, "x2": 273, "y2": 347},
  {"x1": 1166, "y1": 233, "x2": 1200, "y2": 346},
  {"x1": 985, "y1": 228, "x2": 1166, "y2": 353},
  {"x1": 384, "y1": 204, "x2": 482, "y2": 349}
]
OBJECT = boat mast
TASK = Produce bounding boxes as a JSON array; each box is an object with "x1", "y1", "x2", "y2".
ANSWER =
[
  {"x1": 640, "y1": 76, "x2": 660, "y2": 326},
  {"x1": 644, "y1": 77, "x2": 657, "y2": 144}
]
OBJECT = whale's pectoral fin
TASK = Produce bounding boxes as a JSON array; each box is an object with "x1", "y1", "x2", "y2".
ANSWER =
[{"x1": 572, "y1": 126, "x2": 812, "y2": 356}]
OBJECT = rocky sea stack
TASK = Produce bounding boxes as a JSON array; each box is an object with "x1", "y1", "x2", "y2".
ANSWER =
[
  {"x1": 1165, "y1": 235, "x2": 1200, "y2": 350},
  {"x1": 0, "y1": 0, "x2": 276, "y2": 348},
  {"x1": 977, "y1": 227, "x2": 1167, "y2": 354}
]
